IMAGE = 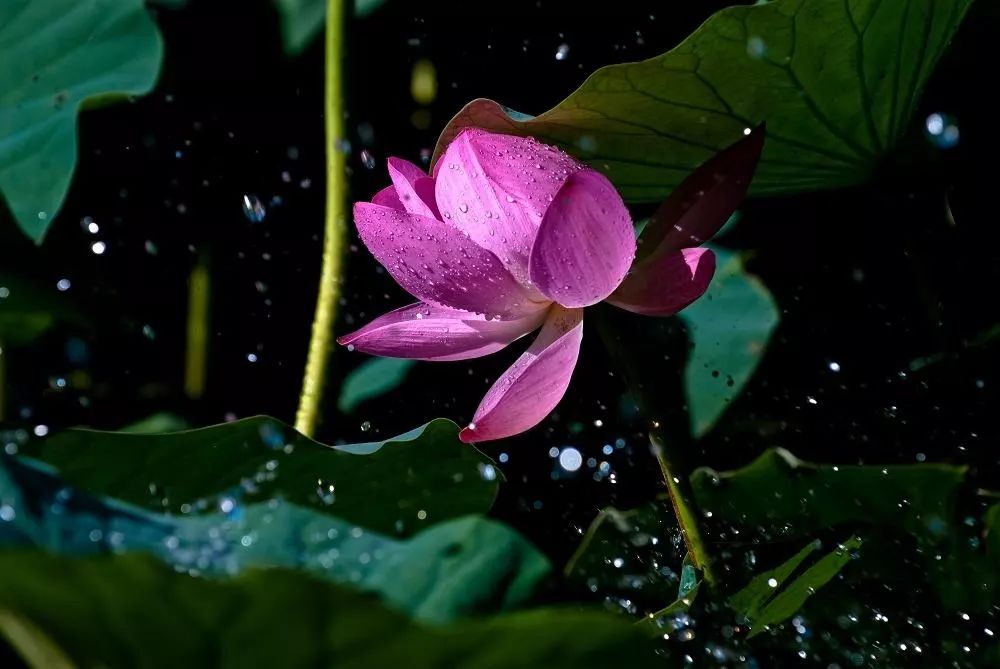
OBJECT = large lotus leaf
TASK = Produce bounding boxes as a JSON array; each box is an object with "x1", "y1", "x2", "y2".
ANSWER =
[
  {"x1": 0, "y1": 0, "x2": 163, "y2": 242},
  {"x1": 0, "y1": 552, "x2": 661, "y2": 669},
  {"x1": 433, "y1": 0, "x2": 972, "y2": 199},
  {"x1": 11, "y1": 416, "x2": 498, "y2": 536},
  {"x1": 0, "y1": 454, "x2": 546, "y2": 624}
]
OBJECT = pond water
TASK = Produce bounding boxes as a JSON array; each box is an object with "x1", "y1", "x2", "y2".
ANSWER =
[{"x1": 0, "y1": 0, "x2": 997, "y2": 667}]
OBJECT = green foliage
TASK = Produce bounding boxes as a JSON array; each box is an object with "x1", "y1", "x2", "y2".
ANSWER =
[
  {"x1": 568, "y1": 449, "x2": 997, "y2": 633},
  {"x1": 338, "y1": 357, "x2": 416, "y2": 413},
  {"x1": 434, "y1": 0, "x2": 972, "y2": 199},
  {"x1": 564, "y1": 500, "x2": 683, "y2": 610},
  {"x1": 15, "y1": 416, "x2": 498, "y2": 536},
  {"x1": 729, "y1": 537, "x2": 861, "y2": 638},
  {"x1": 0, "y1": 274, "x2": 86, "y2": 346},
  {"x1": 690, "y1": 447, "x2": 965, "y2": 541},
  {"x1": 679, "y1": 246, "x2": 779, "y2": 437},
  {"x1": 0, "y1": 0, "x2": 163, "y2": 242},
  {"x1": 0, "y1": 552, "x2": 661, "y2": 669}
]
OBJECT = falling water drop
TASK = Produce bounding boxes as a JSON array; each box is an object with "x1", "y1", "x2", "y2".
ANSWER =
[
  {"x1": 360, "y1": 149, "x2": 377, "y2": 169},
  {"x1": 242, "y1": 195, "x2": 266, "y2": 222},
  {"x1": 925, "y1": 113, "x2": 960, "y2": 149}
]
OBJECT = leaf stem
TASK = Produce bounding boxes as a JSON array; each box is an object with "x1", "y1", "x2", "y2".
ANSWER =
[
  {"x1": 592, "y1": 308, "x2": 718, "y2": 587},
  {"x1": 650, "y1": 429, "x2": 718, "y2": 587},
  {"x1": 295, "y1": 0, "x2": 347, "y2": 437}
]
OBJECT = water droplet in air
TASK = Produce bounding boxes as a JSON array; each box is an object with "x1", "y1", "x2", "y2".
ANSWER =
[
  {"x1": 559, "y1": 447, "x2": 583, "y2": 472},
  {"x1": 555, "y1": 43, "x2": 570, "y2": 61},
  {"x1": 925, "y1": 113, "x2": 960, "y2": 149},
  {"x1": 360, "y1": 421, "x2": 371, "y2": 432},
  {"x1": 242, "y1": 195, "x2": 266, "y2": 222},
  {"x1": 360, "y1": 149, "x2": 377, "y2": 169}
]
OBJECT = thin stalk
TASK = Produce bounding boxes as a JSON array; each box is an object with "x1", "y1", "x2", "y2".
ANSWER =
[
  {"x1": 649, "y1": 429, "x2": 718, "y2": 587},
  {"x1": 592, "y1": 309, "x2": 718, "y2": 588},
  {"x1": 184, "y1": 255, "x2": 210, "y2": 400},
  {"x1": 295, "y1": 0, "x2": 348, "y2": 437}
]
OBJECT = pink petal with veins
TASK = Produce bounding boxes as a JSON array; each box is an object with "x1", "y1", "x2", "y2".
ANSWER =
[
  {"x1": 434, "y1": 128, "x2": 583, "y2": 285},
  {"x1": 337, "y1": 302, "x2": 547, "y2": 361},
  {"x1": 387, "y1": 158, "x2": 441, "y2": 220},
  {"x1": 460, "y1": 305, "x2": 583, "y2": 443},
  {"x1": 529, "y1": 169, "x2": 636, "y2": 308},
  {"x1": 353, "y1": 202, "x2": 538, "y2": 318}
]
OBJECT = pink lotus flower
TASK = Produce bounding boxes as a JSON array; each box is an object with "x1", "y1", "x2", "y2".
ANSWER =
[{"x1": 339, "y1": 128, "x2": 763, "y2": 443}]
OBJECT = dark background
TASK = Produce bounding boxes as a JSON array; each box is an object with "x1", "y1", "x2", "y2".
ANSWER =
[{"x1": 1, "y1": 0, "x2": 998, "y2": 579}]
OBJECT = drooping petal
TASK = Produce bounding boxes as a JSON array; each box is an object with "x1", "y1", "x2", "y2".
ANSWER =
[
  {"x1": 433, "y1": 128, "x2": 584, "y2": 284},
  {"x1": 638, "y1": 124, "x2": 765, "y2": 262},
  {"x1": 607, "y1": 247, "x2": 716, "y2": 317},
  {"x1": 387, "y1": 157, "x2": 441, "y2": 219},
  {"x1": 528, "y1": 169, "x2": 636, "y2": 308},
  {"x1": 337, "y1": 302, "x2": 548, "y2": 361},
  {"x1": 372, "y1": 185, "x2": 403, "y2": 210},
  {"x1": 354, "y1": 202, "x2": 539, "y2": 318},
  {"x1": 459, "y1": 306, "x2": 583, "y2": 443}
]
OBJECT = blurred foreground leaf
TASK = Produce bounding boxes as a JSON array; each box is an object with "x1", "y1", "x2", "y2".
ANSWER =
[
  {"x1": 0, "y1": 552, "x2": 660, "y2": 669},
  {"x1": 0, "y1": 452, "x2": 545, "y2": 623}
]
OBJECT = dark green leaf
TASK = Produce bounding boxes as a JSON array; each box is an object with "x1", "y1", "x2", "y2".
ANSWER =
[
  {"x1": 678, "y1": 246, "x2": 779, "y2": 437},
  {"x1": 692, "y1": 448, "x2": 999, "y2": 611},
  {"x1": 434, "y1": 0, "x2": 972, "y2": 199},
  {"x1": 0, "y1": 0, "x2": 163, "y2": 242},
  {"x1": 15, "y1": 416, "x2": 498, "y2": 536},
  {"x1": 117, "y1": 413, "x2": 190, "y2": 434},
  {"x1": 691, "y1": 447, "x2": 965, "y2": 540},
  {"x1": 0, "y1": 274, "x2": 87, "y2": 347},
  {"x1": 0, "y1": 552, "x2": 660, "y2": 669},
  {"x1": 564, "y1": 499, "x2": 683, "y2": 611},
  {"x1": 570, "y1": 449, "x2": 997, "y2": 617},
  {"x1": 730, "y1": 537, "x2": 861, "y2": 638},
  {"x1": 338, "y1": 357, "x2": 416, "y2": 413}
]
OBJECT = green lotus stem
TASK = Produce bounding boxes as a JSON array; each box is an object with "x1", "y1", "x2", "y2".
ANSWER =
[
  {"x1": 649, "y1": 430, "x2": 718, "y2": 588},
  {"x1": 184, "y1": 256, "x2": 210, "y2": 400},
  {"x1": 295, "y1": 0, "x2": 347, "y2": 437},
  {"x1": 591, "y1": 309, "x2": 718, "y2": 588}
]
